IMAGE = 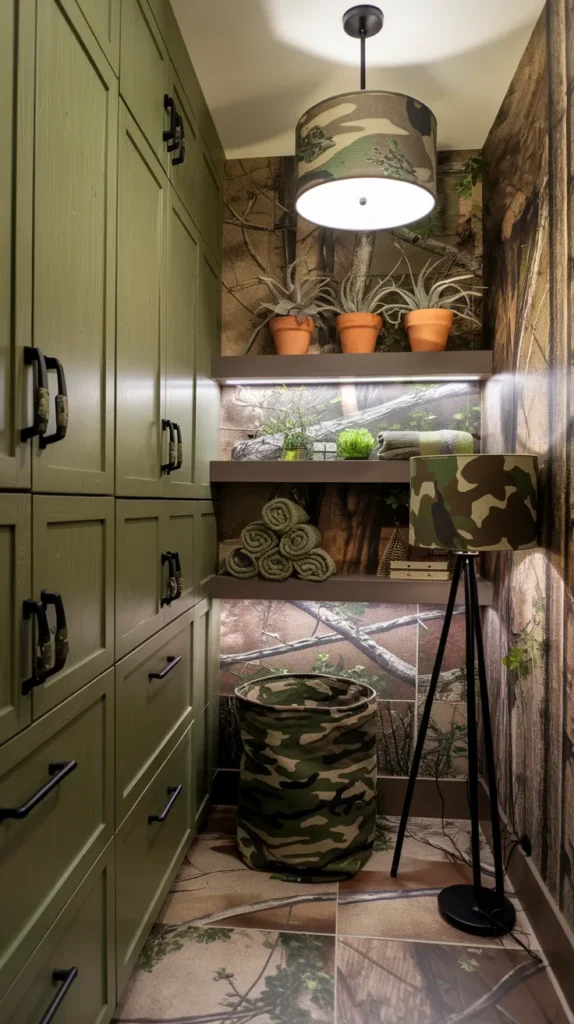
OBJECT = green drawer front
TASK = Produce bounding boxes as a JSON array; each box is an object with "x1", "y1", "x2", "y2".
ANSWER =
[
  {"x1": 116, "y1": 611, "x2": 195, "y2": 824},
  {"x1": 0, "y1": 842, "x2": 115, "y2": 1023},
  {"x1": 116, "y1": 725, "x2": 192, "y2": 994},
  {"x1": 0, "y1": 669, "x2": 114, "y2": 996}
]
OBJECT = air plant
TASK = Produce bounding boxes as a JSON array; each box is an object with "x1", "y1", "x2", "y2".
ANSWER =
[
  {"x1": 381, "y1": 246, "x2": 483, "y2": 326},
  {"x1": 321, "y1": 256, "x2": 402, "y2": 316},
  {"x1": 248, "y1": 259, "x2": 335, "y2": 349}
]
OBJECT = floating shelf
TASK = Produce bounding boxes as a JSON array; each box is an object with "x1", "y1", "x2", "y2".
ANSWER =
[
  {"x1": 212, "y1": 351, "x2": 493, "y2": 385},
  {"x1": 205, "y1": 574, "x2": 493, "y2": 605},
  {"x1": 210, "y1": 461, "x2": 411, "y2": 483}
]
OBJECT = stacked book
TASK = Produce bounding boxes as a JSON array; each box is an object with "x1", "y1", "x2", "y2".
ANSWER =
[{"x1": 390, "y1": 559, "x2": 452, "y2": 581}]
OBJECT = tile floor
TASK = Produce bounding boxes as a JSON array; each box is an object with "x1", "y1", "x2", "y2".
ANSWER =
[{"x1": 114, "y1": 807, "x2": 572, "y2": 1023}]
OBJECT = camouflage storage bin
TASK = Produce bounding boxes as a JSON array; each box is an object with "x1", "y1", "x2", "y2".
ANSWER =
[{"x1": 235, "y1": 673, "x2": 377, "y2": 882}]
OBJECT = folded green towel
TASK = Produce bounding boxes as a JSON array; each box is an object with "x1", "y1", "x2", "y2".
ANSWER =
[
  {"x1": 377, "y1": 429, "x2": 473, "y2": 459},
  {"x1": 279, "y1": 524, "x2": 322, "y2": 559},
  {"x1": 225, "y1": 548, "x2": 258, "y2": 579},
  {"x1": 240, "y1": 520, "x2": 278, "y2": 556},
  {"x1": 261, "y1": 498, "x2": 309, "y2": 535},
  {"x1": 293, "y1": 548, "x2": 336, "y2": 582},
  {"x1": 258, "y1": 550, "x2": 293, "y2": 581}
]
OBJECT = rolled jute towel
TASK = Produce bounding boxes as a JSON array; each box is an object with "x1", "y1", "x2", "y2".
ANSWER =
[
  {"x1": 293, "y1": 548, "x2": 336, "y2": 582},
  {"x1": 240, "y1": 520, "x2": 278, "y2": 557},
  {"x1": 377, "y1": 429, "x2": 473, "y2": 460},
  {"x1": 258, "y1": 549, "x2": 293, "y2": 581},
  {"x1": 261, "y1": 498, "x2": 309, "y2": 535},
  {"x1": 279, "y1": 524, "x2": 322, "y2": 559},
  {"x1": 225, "y1": 547, "x2": 258, "y2": 579}
]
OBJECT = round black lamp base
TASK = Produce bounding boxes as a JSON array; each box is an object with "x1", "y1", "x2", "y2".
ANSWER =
[
  {"x1": 438, "y1": 885, "x2": 516, "y2": 938},
  {"x1": 343, "y1": 5, "x2": 384, "y2": 38}
]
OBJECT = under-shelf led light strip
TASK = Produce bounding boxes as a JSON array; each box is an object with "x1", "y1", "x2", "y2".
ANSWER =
[{"x1": 218, "y1": 375, "x2": 483, "y2": 386}]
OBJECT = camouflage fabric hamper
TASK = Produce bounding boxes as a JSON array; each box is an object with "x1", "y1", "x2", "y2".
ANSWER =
[{"x1": 235, "y1": 673, "x2": 377, "y2": 882}]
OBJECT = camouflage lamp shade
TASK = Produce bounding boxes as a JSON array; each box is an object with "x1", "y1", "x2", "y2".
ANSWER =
[
  {"x1": 295, "y1": 91, "x2": 437, "y2": 231},
  {"x1": 409, "y1": 454, "x2": 538, "y2": 551}
]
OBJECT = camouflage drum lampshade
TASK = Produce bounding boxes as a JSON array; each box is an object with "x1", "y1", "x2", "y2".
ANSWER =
[{"x1": 409, "y1": 454, "x2": 538, "y2": 551}]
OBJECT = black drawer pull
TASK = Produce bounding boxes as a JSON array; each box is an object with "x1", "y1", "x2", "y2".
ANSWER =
[
  {"x1": 38, "y1": 967, "x2": 78, "y2": 1024},
  {"x1": 41, "y1": 590, "x2": 69, "y2": 676},
  {"x1": 163, "y1": 94, "x2": 176, "y2": 141},
  {"x1": 148, "y1": 655, "x2": 182, "y2": 680},
  {"x1": 148, "y1": 784, "x2": 182, "y2": 824},
  {"x1": 169, "y1": 550, "x2": 183, "y2": 598},
  {"x1": 172, "y1": 422, "x2": 183, "y2": 471},
  {"x1": 22, "y1": 598, "x2": 52, "y2": 695},
  {"x1": 0, "y1": 760, "x2": 77, "y2": 822},
  {"x1": 161, "y1": 551, "x2": 178, "y2": 606},
  {"x1": 167, "y1": 112, "x2": 182, "y2": 153},
  {"x1": 21, "y1": 346, "x2": 50, "y2": 442},
  {"x1": 172, "y1": 138, "x2": 186, "y2": 166},
  {"x1": 161, "y1": 418, "x2": 176, "y2": 473},
  {"x1": 40, "y1": 356, "x2": 68, "y2": 448}
]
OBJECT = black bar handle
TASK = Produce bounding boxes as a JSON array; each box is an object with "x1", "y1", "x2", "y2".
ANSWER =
[
  {"x1": 168, "y1": 550, "x2": 183, "y2": 599},
  {"x1": 41, "y1": 591, "x2": 69, "y2": 675},
  {"x1": 161, "y1": 551, "x2": 178, "y2": 606},
  {"x1": 162, "y1": 419, "x2": 176, "y2": 473},
  {"x1": 163, "y1": 94, "x2": 176, "y2": 141},
  {"x1": 167, "y1": 112, "x2": 182, "y2": 153},
  {"x1": 148, "y1": 784, "x2": 182, "y2": 823},
  {"x1": 21, "y1": 346, "x2": 50, "y2": 442},
  {"x1": 172, "y1": 131, "x2": 186, "y2": 166},
  {"x1": 172, "y1": 422, "x2": 183, "y2": 471},
  {"x1": 40, "y1": 356, "x2": 68, "y2": 448},
  {"x1": 38, "y1": 967, "x2": 78, "y2": 1024},
  {"x1": 0, "y1": 760, "x2": 77, "y2": 822},
  {"x1": 148, "y1": 655, "x2": 182, "y2": 681},
  {"x1": 22, "y1": 598, "x2": 52, "y2": 695}
]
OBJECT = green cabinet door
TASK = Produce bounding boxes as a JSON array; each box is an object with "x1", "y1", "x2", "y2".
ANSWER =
[
  {"x1": 163, "y1": 190, "x2": 199, "y2": 499},
  {"x1": 168, "y1": 67, "x2": 199, "y2": 224},
  {"x1": 0, "y1": 0, "x2": 34, "y2": 490},
  {"x1": 0, "y1": 494, "x2": 31, "y2": 744},
  {"x1": 31, "y1": 495, "x2": 115, "y2": 719},
  {"x1": 194, "y1": 706, "x2": 211, "y2": 827},
  {"x1": 76, "y1": 0, "x2": 120, "y2": 72},
  {"x1": 0, "y1": 842, "x2": 115, "y2": 1024},
  {"x1": 120, "y1": 0, "x2": 169, "y2": 170},
  {"x1": 32, "y1": 0, "x2": 118, "y2": 496},
  {"x1": 115, "y1": 499, "x2": 164, "y2": 659},
  {"x1": 198, "y1": 145, "x2": 222, "y2": 262},
  {"x1": 194, "y1": 247, "x2": 221, "y2": 496},
  {"x1": 116, "y1": 103, "x2": 168, "y2": 498},
  {"x1": 195, "y1": 499, "x2": 218, "y2": 595}
]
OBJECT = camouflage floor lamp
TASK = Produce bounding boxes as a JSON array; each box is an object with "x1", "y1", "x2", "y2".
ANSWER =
[{"x1": 391, "y1": 454, "x2": 538, "y2": 937}]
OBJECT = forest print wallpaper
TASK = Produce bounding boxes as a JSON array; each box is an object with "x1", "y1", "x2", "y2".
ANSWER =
[{"x1": 482, "y1": 4, "x2": 574, "y2": 931}]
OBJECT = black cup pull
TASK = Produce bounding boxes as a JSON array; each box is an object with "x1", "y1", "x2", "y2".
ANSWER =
[
  {"x1": 172, "y1": 422, "x2": 183, "y2": 471},
  {"x1": 161, "y1": 551, "x2": 178, "y2": 606},
  {"x1": 0, "y1": 760, "x2": 77, "y2": 822},
  {"x1": 38, "y1": 967, "x2": 78, "y2": 1024},
  {"x1": 163, "y1": 94, "x2": 176, "y2": 142},
  {"x1": 148, "y1": 654, "x2": 182, "y2": 680},
  {"x1": 21, "y1": 346, "x2": 50, "y2": 442},
  {"x1": 162, "y1": 418, "x2": 176, "y2": 473},
  {"x1": 169, "y1": 550, "x2": 183, "y2": 598},
  {"x1": 41, "y1": 591, "x2": 69, "y2": 676},
  {"x1": 40, "y1": 356, "x2": 68, "y2": 448},
  {"x1": 167, "y1": 113, "x2": 182, "y2": 153},
  {"x1": 172, "y1": 133, "x2": 186, "y2": 166},
  {"x1": 22, "y1": 598, "x2": 52, "y2": 695},
  {"x1": 148, "y1": 784, "x2": 182, "y2": 824}
]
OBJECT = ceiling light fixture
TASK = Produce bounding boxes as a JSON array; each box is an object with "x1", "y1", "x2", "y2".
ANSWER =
[{"x1": 295, "y1": 5, "x2": 437, "y2": 231}]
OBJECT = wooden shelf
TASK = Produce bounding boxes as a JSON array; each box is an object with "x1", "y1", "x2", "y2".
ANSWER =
[
  {"x1": 210, "y1": 461, "x2": 411, "y2": 483},
  {"x1": 205, "y1": 574, "x2": 493, "y2": 606},
  {"x1": 212, "y1": 351, "x2": 493, "y2": 385}
]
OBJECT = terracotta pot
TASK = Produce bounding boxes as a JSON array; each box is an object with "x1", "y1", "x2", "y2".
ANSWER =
[
  {"x1": 269, "y1": 315, "x2": 313, "y2": 355},
  {"x1": 404, "y1": 308, "x2": 454, "y2": 351},
  {"x1": 336, "y1": 312, "x2": 382, "y2": 353}
]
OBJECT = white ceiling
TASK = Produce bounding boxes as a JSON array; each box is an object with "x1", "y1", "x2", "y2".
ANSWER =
[{"x1": 172, "y1": 0, "x2": 544, "y2": 158}]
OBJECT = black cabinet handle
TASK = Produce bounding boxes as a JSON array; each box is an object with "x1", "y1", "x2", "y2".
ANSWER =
[
  {"x1": 38, "y1": 967, "x2": 78, "y2": 1024},
  {"x1": 41, "y1": 591, "x2": 69, "y2": 675},
  {"x1": 161, "y1": 551, "x2": 178, "y2": 606},
  {"x1": 148, "y1": 655, "x2": 182, "y2": 680},
  {"x1": 169, "y1": 550, "x2": 183, "y2": 598},
  {"x1": 148, "y1": 784, "x2": 182, "y2": 824},
  {"x1": 163, "y1": 94, "x2": 176, "y2": 141},
  {"x1": 22, "y1": 598, "x2": 52, "y2": 695},
  {"x1": 172, "y1": 126, "x2": 186, "y2": 166},
  {"x1": 40, "y1": 356, "x2": 68, "y2": 448},
  {"x1": 0, "y1": 760, "x2": 77, "y2": 822},
  {"x1": 172, "y1": 422, "x2": 183, "y2": 471},
  {"x1": 167, "y1": 112, "x2": 182, "y2": 153},
  {"x1": 162, "y1": 419, "x2": 176, "y2": 473},
  {"x1": 21, "y1": 346, "x2": 50, "y2": 442}
]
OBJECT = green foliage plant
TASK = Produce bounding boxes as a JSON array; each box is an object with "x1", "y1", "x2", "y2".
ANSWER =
[{"x1": 336, "y1": 428, "x2": 376, "y2": 459}]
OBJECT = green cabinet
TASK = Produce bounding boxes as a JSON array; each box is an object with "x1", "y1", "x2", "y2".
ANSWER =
[
  {"x1": 195, "y1": 499, "x2": 218, "y2": 594},
  {"x1": 0, "y1": 0, "x2": 34, "y2": 491},
  {"x1": 195, "y1": 247, "x2": 222, "y2": 495},
  {"x1": 193, "y1": 598, "x2": 219, "y2": 826},
  {"x1": 31, "y1": 496, "x2": 115, "y2": 718},
  {"x1": 168, "y1": 65, "x2": 199, "y2": 224},
  {"x1": 32, "y1": 0, "x2": 117, "y2": 496},
  {"x1": 120, "y1": 0, "x2": 169, "y2": 170},
  {"x1": 0, "y1": 494, "x2": 31, "y2": 744},
  {"x1": 76, "y1": 0, "x2": 120, "y2": 72},
  {"x1": 0, "y1": 669, "x2": 114, "y2": 996},
  {"x1": 198, "y1": 146, "x2": 223, "y2": 263},
  {"x1": 0, "y1": 842, "x2": 115, "y2": 1024}
]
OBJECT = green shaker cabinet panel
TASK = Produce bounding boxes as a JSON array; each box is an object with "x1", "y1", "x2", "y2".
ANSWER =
[
  {"x1": 120, "y1": 0, "x2": 169, "y2": 170},
  {"x1": 76, "y1": 0, "x2": 120, "y2": 72},
  {"x1": 195, "y1": 500, "x2": 218, "y2": 593},
  {"x1": 163, "y1": 192, "x2": 199, "y2": 499},
  {"x1": 115, "y1": 499, "x2": 164, "y2": 658},
  {"x1": 198, "y1": 147, "x2": 222, "y2": 261},
  {"x1": 0, "y1": 0, "x2": 34, "y2": 490},
  {"x1": 31, "y1": 496, "x2": 115, "y2": 719},
  {"x1": 0, "y1": 494, "x2": 31, "y2": 744},
  {"x1": 116, "y1": 725, "x2": 193, "y2": 994},
  {"x1": 194, "y1": 705, "x2": 211, "y2": 826},
  {"x1": 0, "y1": 842, "x2": 116, "y2": 1024},
  {"x1": 0, "y1": 668, "x2": 114, "y2": 996},
  {"x1": 195, "y1": 248, "x2": 221, "y2": 495},
  {"x1": 116, "y1": 104, "x2": 168, "y2": 498},
  {"x1": 32, "y1": 0, "x2": 117, "y2": 495},
  {"x1": 168, "y1": 67, "x2": 199, "y2": 224}
]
